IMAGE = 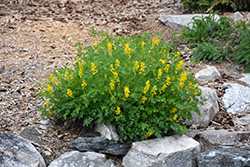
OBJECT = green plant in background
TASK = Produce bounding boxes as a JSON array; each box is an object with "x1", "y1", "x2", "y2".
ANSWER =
[
  {"x1": 171, "y1": 13, "x2": 250, "y2": 72},
  {"x1": 37, "y1": 29, "x2": 204, "y2": 141},
  {"x1": 182, "y1": 0, "x2": 250, "y2": 13}
]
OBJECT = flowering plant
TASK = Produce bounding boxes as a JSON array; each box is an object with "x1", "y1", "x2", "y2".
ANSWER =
[{"x1": 37, "y1": 29, "x2": 203, "y2": 141}]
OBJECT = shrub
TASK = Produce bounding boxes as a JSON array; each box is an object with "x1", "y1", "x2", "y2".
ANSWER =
[
  {"x1": 171, "y1": 13, "x2": 250, "y2": 71},
  {"x1": 182, "y1": 0, "x2": 250, "y2": 13},
  {"x1": 37, "y1": 29, "x2": 204, "y2": 141}
]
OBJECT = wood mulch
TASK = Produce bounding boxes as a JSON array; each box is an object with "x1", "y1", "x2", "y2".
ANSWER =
[{"x1": 0, "y1": 0, "x2": 250, "y2": 166}]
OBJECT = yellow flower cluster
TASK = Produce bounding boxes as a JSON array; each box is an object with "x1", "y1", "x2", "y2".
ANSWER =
[
  {"x1": 124, "y1": 44, "x2": 132, "y2": 57},
  {"x1": 152, "y1": 37, "x2": 160, "y2": 46},
  {"x1": 110, "y1": 64, "x2": 118, "y2": 78},
  {"x1": 47, "y1": 84, "x2": 53, "y2": 94},
  {"x1": 115, "y1": 59, "x2": 120, "y2": 69},
  {"x1": 157, "y1": 69, "x2": 163, "y2": 79},
  {"x1": 146, "y1": 131, "x2": 152, "y2": 138},
  {"x1": 94, "y1": 42, "x2": 97, "y2": 47},
  {"x1": 67, "y1": 89, "x2": 74, "y2": 98},
  {"x1": 134, "y1": 61, "x2": 139, "y2": 74},
  {"x1": 159, "y1": 58, "x2": 166, "y2": 64},
  {"x1": 139, "y1": 62, "x2": 146, "y2": 75},
  {"x1": 46, "y1": 102, "x2": 50, "y2": 107},
  {"x1": 108, "y1": 42, "x2": 112, "y2": 56},
  {"x1": 143, "y1": 80, "x2": 150, "y2": 94},
  {"x1": 91, "y1": 62, "x2": 98, "y2": 75},
  {"x1": 50, "y1": 74, "x2": 56, "y2": 84},
  {"x1": 79, "y1": 68, "x2": 83, "y2": 78},
  {"x1": 164, "y1": 64, "x2": 170, "y2": 72},
  {"x1": 110, "y1": 80, "x2": 115, "y2": 91},
  {"x1": 82, "y1": 80, "x2": 87, "y2": 89},
  {"x1": 141, "y1": 42, "x2": 145, "y2": 47},
  {"x1": 161, "y1": 77, "x2": 171, "y2": 92},
  {"x1": 124, "y1": 87, "x2": 130, "y2": 98},
  {"x1": 176, "y1": 60, "x2": 183, "y2": 71},
  {"x1": 115, "y1": 107, "x2": 121, "y2": 115},
  {"x1": 141, "y1": 96, "x2": 147, "y2": 104},
  {"x1": 151, "y1": 85, "x2": 157, "y2": 97},
  {"x1": 65, "y1": 71, "x2": 69, "y2": 81},
  {"x1": 179, "y1": 72, "x2": 188, "y2": 88},
  {"x1": 170, "y1": 108, "x2": 177, "y2": 114},
  {"x1": 173, "y1": 114, "x2": 178, "y2": 121}
]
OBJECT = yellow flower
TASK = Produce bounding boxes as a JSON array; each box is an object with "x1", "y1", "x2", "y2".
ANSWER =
[
  {"x1": 82, "y1": 80, "x2": 87, "y2": 89},
  {"x1": 176, "y1": 60, "x2": 183, "y2": 71},
  {"x1": 143, "y1": 80, "x2": 150, "y2": 94},
  {"x1": 179, "y1": 72, "x2": 188, "y2": 88},
  {"x1": 124, "y1": 87, "x2": 130, "y2": 98},
  {"x1": 141, "y1": 42, "x2": 145, "y2": 47},
  {"x1": 163, "y1": 100, "x2": 167, "y2": 105},
  {"x1": 141, "y1": 96, "x2": 147, "y2": 104},
  {"x1": 110, "y1": 80, "x2": 115, "y2": 91},
  {"x1": 94, "y1": 42, "x2": 97, "y2": 47},
  {"x1": 104, "y1": 74, "x2": 107, "y2": 78},
  {"x1": 146, "y1": 131, "x2": 152, "y2": 138},
  {"x1": 113, "y1": 72, "x2": 118, "y2": 78},
  {"x1": 67, "y1": 89, "x2": 74, "y2": 98},
  {"x1": 70, "y1": 73, "x2": 74, "y2": 80},
  {"x1": 152, "y1": 37, "x2": 160, "y2": 46},
  {"x1": 115, "y1": 107, "x2": 121, "y2": 115},
  {"x1": 159, "y1": 58, "x2": 166, "y2": 64},
  {"x1": 49, "y1": 74, "x2": 56, "y2": 84},
  {"x1": 139, "y1": 62, "x2": 146, "y2": 75},
  {"x1": 124, "y1": 44, "x2": 132, "y2": 56},
  {"x1": 47, "y1": 84, "x2": 52, "y2": 93},
  {"x1": 42, "y1": 90, "x2": 45, "y2": 93},
  {"x1": 91, "y1": 62, "x2": 98, "y2": 75},
  {"x1": 134, "y1": 61, "x2": 139, "y2": 72},
  {"x1": 170, "y1": 108, "x2": 177, "y2": 114},
  {"x1": 108, "y1": 42, "x2": 112, "y2": 51},
  {"x1": 166, "y1": 77, "x2": 171, "y2": 86},
  {"x1": 164, "y1": 64, "x2": 170, "y2": 72},
  {"x1": 157, "y1": 69, "x2": 163, "y2": 79},
  {"x1": 46, "y1": 102, "x2": 50, "y2": 107},
  {"x1": 173, "y1": 114, "x2": 178, "y2": 121},
  {"x1": 79, "y1": 68, "x2": 83, "y2": 78},
  {"x1": 115, "y1": 59, "x2": 120, "y2": 69},
  {"x1": 48, "y1": 110, "x2": 52, "y2": 115}
]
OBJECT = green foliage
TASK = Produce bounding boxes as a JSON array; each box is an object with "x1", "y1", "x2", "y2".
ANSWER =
[
  {"x1": 37, "y1": 30, "x2": 204, "y2": 141},
  {"x1": 172, "y1": 13, "x2": 250, "y2": 72},
  {"x1": 182, "y1": 0, "x2": 250, "y2": 13}
]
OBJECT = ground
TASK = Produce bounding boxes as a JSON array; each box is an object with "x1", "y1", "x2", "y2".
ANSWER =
[{"x1": 0, "y1": 0, "x2": 249, "y2": 166}]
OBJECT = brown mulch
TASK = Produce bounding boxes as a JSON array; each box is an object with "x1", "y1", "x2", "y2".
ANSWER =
[{"x1": 1, "y1": 0, "x2": 250, "y2": 166}]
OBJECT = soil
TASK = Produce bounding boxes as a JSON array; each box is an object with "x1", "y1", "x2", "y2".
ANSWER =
[{"x1": 0, "y1": 0, "x2": 250, "y2": 166}]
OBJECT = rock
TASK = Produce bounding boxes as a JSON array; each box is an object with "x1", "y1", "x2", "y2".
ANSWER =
[
  {"x1": 0, "y1": 133, "x2": 46, "y2": 167},
  {"x1": 195, "y1": 66, "x2": 221, "y2": 81},
  {"x1": 84, "y1": 131, "x2": 101, "y2": 137},
  {"x1": 222, "y1": 83, "x2": 250, "y2": 114},
  {"x1": 159, "y1": 14, "x2": 220, "y2": 31},
  {"x1": 122, "y1": 135, "x2": 200, "y2": 167},
  {"x1": 234, "y1": 114, "x2": 250, "y2": 130},
  {"x1": 230, "y1": 11, "x2": 244, "y2": 22},
  {"x1": 185, "y1": 86, "x2": 219, "y2": 126},
  {"x1": 19, "y1": 127, "x2": 45, "y2": 147},
  {"x1": 239, "y1": 73, "x2": 250, "y2": 86},
  {"x1": 48, "y1": 151, "x2": 117, "y2": 167},
  {"x1": 195, "y1": 130, "x2": 250, "y2": 149},
  {"x1": 95, "y1": 123, "x2": 119, "y2": 141},
  {"x1": 69, "y1": 136, "x2": 129, "y2": 156},
  {"x1": 196, "y1": 146, "x2": 250, "y2": 167}
]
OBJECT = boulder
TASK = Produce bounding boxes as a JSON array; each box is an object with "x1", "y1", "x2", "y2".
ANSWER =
[
  {"x1": 222, "y1": 83, "x2": 250, "y2": 114},
  {"x1": 95, "y1": 122, "x2": 119, "y2": 141},
  {"x1": 122, "y1": 135, "x2": 200, "y2": 167},
  {"x1": 69, "y1": 136, "x2": 129, "y2": 156},
  {"x1": 195, "y1": 66, "x2": 221, "y2": 81},
  {"x1": 0, "y1": 133, "x2": 46, "y2": 167},
  {"x1": 159, "y1": 14, "x2": 220, "y2": 31},
  {"x1": 196, "y1": 146, "x2": 250, "y2": 167},
  {"x1": 185, "y1": 86, "x2": 219, "y2": 126},
  {"x1": 48, "y1": 151, "x2": 117, "y2": 167},
  {"x1": 239, "y1": 73, "x2": 250, "y2": 86},
  {"x1": 19, "y1": 127, "x2": 45, "y2": 147}
]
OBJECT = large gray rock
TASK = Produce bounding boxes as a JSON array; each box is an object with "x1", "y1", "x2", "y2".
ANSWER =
[
  {"x1": 197, "y1": 130, "x2": 250, "y2": 146},
  {"x1": 185, "y1": 86, "x2": 219, "y2": 126},
  {"x1": 70, "y1": 136, "x2": 129, "y2": 156},
  {"x1": 0, "y1": 133, "x2": 46, "y2": 167},
  {"x1": 222, "y1": 83, "x2": 250, "y2": 114},
  {"x1": 196, "y1": 146, "x2": 250, "y2": 167},
  {"x1": 95, "y1": 123, "x2": 119, "y2": 141},
  {"x1": 48, "y1": 151, "x2": 117, "y2": 167},
  {"x1": 195, "y1": 66, "x2": 221, "y2": 81},
  {"x1": 122, "y1": 135, "x2": 200, "y2": 167},
  {"x1": 159, "y1": 14, "x2": 220, "y2": 30},
  {"x1": 230, "y1": 11, "x2": 244, "y2": 22}
]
